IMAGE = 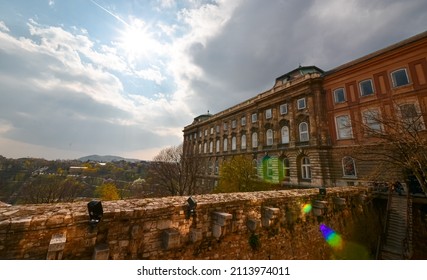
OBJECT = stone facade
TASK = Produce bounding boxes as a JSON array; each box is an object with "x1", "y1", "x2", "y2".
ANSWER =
[
  {"x1": 182, "y1": 31, "x2": 427, "y2": 191},
  {"x1": 0, "y1": 187, "x2": 387, "y2": 260}
]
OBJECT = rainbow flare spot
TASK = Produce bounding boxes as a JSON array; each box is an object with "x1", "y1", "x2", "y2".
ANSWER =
[
  {"x1": 320, "y1": 224, "x2": 343, "y2": 249},
  {"x1": 302, "y1": 203, "x2": 312, "y2": 214}
]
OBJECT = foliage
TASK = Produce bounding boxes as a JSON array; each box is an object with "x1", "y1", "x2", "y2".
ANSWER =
[
  {"x1": 215, "y1": 155, "x2": 272, "y2": 193},
  {"x1": 94, "y1": 182, "x2": 120, "y2": 200}
]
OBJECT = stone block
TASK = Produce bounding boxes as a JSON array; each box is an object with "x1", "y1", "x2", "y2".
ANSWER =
[
  {"x1": 92, "y1": 243, "x2": 109, "y2": 260},
  {"x1": 212, "y1": 224, "x2": 222, "y2": 239},
  {"x1": 247, "y1": 218, "x2": 260, "y2": 232},
  {"x1": 46, "y1": 233, "x2": 66, "y2": 260},
  {"x1": 213, "y1": 212, "x2": 232, "y2": 226},
  {"x1": 190, "y1": 228, "x2": 202, "y2": 243},
  {"x1": 161, "y1": 229, "x2": 180, "y2": 250}
]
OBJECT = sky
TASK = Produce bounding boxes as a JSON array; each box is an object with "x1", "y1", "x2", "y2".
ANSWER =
[{"x1": 0, "y1": 0, "x2": 426, "y2": 161}]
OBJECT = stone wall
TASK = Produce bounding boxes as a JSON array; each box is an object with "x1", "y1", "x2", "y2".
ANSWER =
[{"x1": 0, "y1": 187, "x2": 382, "y2": 260}]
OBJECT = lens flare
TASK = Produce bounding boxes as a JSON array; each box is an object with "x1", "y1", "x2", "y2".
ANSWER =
[
  {"x1": 302, "y1": 203, "x2": 312, "y2": 214},
  {"x1": 320, "y1": 224, "x2": 343, "y2": 249}
]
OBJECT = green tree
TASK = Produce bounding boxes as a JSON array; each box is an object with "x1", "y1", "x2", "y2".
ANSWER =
[
  {"x1": 94, "y1": 182, "x2": 120, "y2": 200},
  {"x1": 215, "y1": 155, "x2": 271, "y2": 193}
]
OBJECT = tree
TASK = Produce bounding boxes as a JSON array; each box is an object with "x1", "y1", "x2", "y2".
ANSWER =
[
  {"x1": 147, "y1": 144, "x2": 205, "y2": 196},
  {"x1": 352, "y1": 105, "x2": 427, "y2": 194},
  {"x1": 94, "y1": 182, "x2": 120, "y2": 200},
  {"x1": 215, "y1": 155, "x2": 272, "y2": 193}
]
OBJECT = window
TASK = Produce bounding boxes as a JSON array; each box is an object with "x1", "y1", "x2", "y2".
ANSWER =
[
  {"x1": 334, "y1": 88, "x2": 346, "y2": 103},
  {"x1": 342, "y1": 156, "x2": 356, "y2": 177},
  {"x1": 280, "y1": 103, "x2": 288, "y2": 115},
  {"x1": 203, "y1": 142, "x2": 207, "y2": 153},
  {"x1": 362, "y1": 109, "x2": 382, "y2": 133},
  {"x1": 266, "y1": 129, "x2": 273, "y2": 146},
  {"x1": 210, "y1": 127, "x2": 214, "y2": 134},
  {"x1": 281, "y1": 126, "x2": 289, "y2": 144},
  {"x1": 391, "y1": 68, "x2": 409, "y2": 87},
  {"x1": 359, "y1": 79, "x2": 374, "y2": 96},
  {"x1": 216, "y1": 125, "x2": 220, "y2": 133},
  {"x1": 266, "y1": 158, "x2": 273, "y2": 180},
  {"x1": 301, "y1": 157, "x2": 311, "y2": 179},
  {"x1": 282, "y1": 157, "x2": 290, "y2": 178},
  {"x1": 265, "y1": 108, "x2": 272, "y2": 119},
  {"x1": 336, "y1": 115, "x2": 353, "y2": 139},
  {"x1": 231, "y1": 136, "x2": 237, "y2": 150},
  {"x1": 241, "y1": 116, "x2": 246, "y2": 126},
  {"x1": 251, "y1": 113, "x2": 258, "y2": 123},
  {"x1": 209, "y1": 141, "x2": 213, "y2": 153},
  {"x1": 223, "y1": 138, "x2": 228, "y2": 152},
  {"x1": 399, "y1": 103, "x2": 425, "y2": 130},
  {"x1": 216, "y1": 139, "x2": 220, "y2": 153},
  {"x1": 204, "y1": 129, "x2": 208, "y2": 136},
  {"x1": 252, "y1": 132, "x2": 258, "y2": 148},
  {"x1": 231, "y1": 119, "x2": 237, "y2": 128},
  {"x1": 299, "y1": 122, "x2": 309, "y2": 142},
  {"x1": 297, "y1": 98, "x2": 306, "y2": 110},
  {"x1": 223, "y1": 122, "x2": 228, "y2": 131},
  {"x1": 199, "y1": 131, "x2": 202, "y2": 137},
  {"x1": 214, "y1": 160, "x2": 219, "y2": 175},
  {"x1": 241, "y1": 134, "x2": 247, "y2": 149},
  {"x1": 198, "y1": 143, "x2": 202, "y2": 154}
]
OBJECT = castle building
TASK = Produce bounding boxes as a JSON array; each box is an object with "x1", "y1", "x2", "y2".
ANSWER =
[{"x1": 182, "y1": 31, "x2": 427, "y2": 192}]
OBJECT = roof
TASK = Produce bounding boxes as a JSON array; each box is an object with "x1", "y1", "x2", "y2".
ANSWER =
[
  {"x1": 276, "y1": 65, "x2": 324, "y2": 82},
  {"x1": 325, "y1": 30, "x2": 427, "y2": 76}
]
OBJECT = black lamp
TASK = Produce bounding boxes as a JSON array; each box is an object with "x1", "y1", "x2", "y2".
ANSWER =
[
  {"x1": 319, "y1": 187, "x2": 327, "y2": 196},
  {"x1": 186, "y1": 196, "x2": 197, "y2": 219},
  {"x1": 87, "y1": 200, "x2": 103, "y2": 224}
]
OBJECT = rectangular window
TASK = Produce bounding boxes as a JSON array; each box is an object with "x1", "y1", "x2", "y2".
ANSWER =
[
  {"x1": 204, "y1": 129, "x2": 208, "y2": 136},
  {"x1": 334, "y1": 88, "x2": 346, "y2": 103},
  {"x1": 265, "y1": 109, "x2": 272, "y2": 119},
  {"x1": 223, "y1": 122, "x2": 228, "y2": 131},
  {"x1": 399, "y1": 103, "x2": 425, "y2": 130},
  {"x1": 280, "y1": 103, "x2": 288, "y2": 115},
  {"x1": 391, "y1": 68, "x2": 409, "y2": 87},
  {"x1": 241, "y1": 116, "x2": 246, "y2": 126},
  {"x1": 336, "y1": 115, "x2": 353, "y2": 139},
  {"x1": 362, "y1": 109, "x2": 382, "y2": 133},
  {"x1": 297, "y1": 98, "x2": 306, "y2": 110},
  {"x1": 251, "y1": 113, "x2": 257, "y2": 123},
  {"x1": 210, "y1": 127, "x2": 214, "y2": 134},
  {"x1": 231, "y1": 119, "x2": 237, "y2": 128},
  {"x1": 359, "y1": 79, "x2": 374, "y2": 96},
  {"x1": 216, "y1": 125, "x2": 220, "y2": 133}
]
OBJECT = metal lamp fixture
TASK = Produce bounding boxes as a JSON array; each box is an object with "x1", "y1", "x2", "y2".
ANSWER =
[
  {"x1": 186, "y1": 196, "x2": 197, "y2": 219},
  {"x1": 87, "y1": 200, "x2": 103, "y2": 224}
]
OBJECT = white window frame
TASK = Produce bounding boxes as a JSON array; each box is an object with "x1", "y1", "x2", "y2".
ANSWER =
[
  {"x1": 241, "y1": 116, "x2": 246, "y2": 126},
  {"x1": 391, "y1": 68, "x2": 410, "y2": 87},
  {"x1": 335, "y1": 115, "x2": 353, "y2": 139},
  {"x1": 241, "y1": 134, "x2": 246, "y2": 149},
  {"x1": 299, "y1": 122, "x2": 309, "y2": 142},
  {"x1": 359, "y1": 79, "x2": 374, "y2": 96},
  {"x1": 223, "y1": 138, "x2": 228, "y2": 152},
  {"x1": 281, "y1": 126, "x2": 289, "y2": 144},
  {"x1": 333, "y1": 88, "x2": 346, "y2": 103},
  {"x1": 231, "y1": 136, "x2": 237, "y2": 150},
  {"x1": 301, "y1": 157, "x2": 311, "y2": 179},
  {"x1": 280, "y1": 103, "x2": 288, "y2": 115},
  {"x1": 266, "y1": 129, "x2": 273, "y2": 146},
  {"x1": 342, "y1": 156, "x2": 357, "y2": 177},
  {"x1": 265, "y1": 108, "x2": 272, "y2": 119},
  {"x1": 362, "y1": 109, "x2": 382, "y2": 133},
  {"x1": 297, "y1": 98, "x2": 306, "y2": 110},
  {"x1": 251, "y1": 113, "x2": 258, "y2": 123},
  {"x1": 252, "y1": 132, "x2": 258, "y2": 148}
]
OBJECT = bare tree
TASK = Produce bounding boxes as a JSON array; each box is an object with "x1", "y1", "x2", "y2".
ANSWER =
[
  {"x1": 148, "y1": 144, "x2": 205, "y2": 196},
  {"x1": 351, "y1": 105, "x2": 427, "y2": 194}
]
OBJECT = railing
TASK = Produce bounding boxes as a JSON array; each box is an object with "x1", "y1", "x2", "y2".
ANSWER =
[
  {"x1": 402, "y1": 188, "x2": 413, "y2": 259},
  {"x1": 375, "y1": 184, "x2": 393, "y2": 259}
]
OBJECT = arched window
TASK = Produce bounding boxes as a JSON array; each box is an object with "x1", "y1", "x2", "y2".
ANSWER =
[
  {"x1": 282, "y1": 157, "x2": 290, "y2": 178},
  {"x1": 198, "y1": 143, "x2": 202, "y2": 154},
  {"x1": 223, "y1": 138, "x2": 228, "y2": 152},
  {"x1": 241, "y1": 134, "x2": 247, "y2": 149},
  {"x1": 342, "y1": 156, "x2": 356, "y2": 177},
  {"x1": 252, "y1": 132, "x2": 258, "y2": 148},
  {"x1": 209, "y1": 141, "x2": 213, "y2": 153},
  {"x1": 281, "y1": 126, "x2": 289, "y2": 144},
  {"x1": 231, "y1": 136, "x2": 237, "y2": 150},
  {"x1": 216, "y1": 139, "x2": 220, "y2": 153},
  {"x1": 299, "y1": 122, "x2": 309, "y2": 142},
  {"x1": 301, "y1": 156, "x2": 311, "y2": 179},
  {"x1": 266, "y1": 129, "x2": 273, "y2": 146},
  {"x1": 203, "y1": 142, "x2": 207, "y2": 153}
]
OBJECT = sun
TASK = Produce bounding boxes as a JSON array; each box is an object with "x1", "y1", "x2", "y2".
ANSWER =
[{"x1": 117, "y1": 20, "x2": 161, "y2": 61}]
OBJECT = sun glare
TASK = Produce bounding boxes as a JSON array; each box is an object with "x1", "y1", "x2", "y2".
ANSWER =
[{"x1": 118, "y1": 20, "x2": 160, "y2": 60}]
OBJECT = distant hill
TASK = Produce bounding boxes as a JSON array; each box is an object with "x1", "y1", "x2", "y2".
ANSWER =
[{"x1": 77, "y1": 155, "x2": 141, "y2": 163}]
